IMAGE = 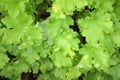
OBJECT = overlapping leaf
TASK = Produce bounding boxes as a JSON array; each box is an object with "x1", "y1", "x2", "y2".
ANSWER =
[
  {"x1": 0, "y1": 0, "x2": 29, "y2": 17},
  {"x1": 1, "y1": 13, "x2": 33, "y2": 44},
  {"x1": 78, "y1": 11, "x2": 113, "y2": 44},
  {"x1": 47, "y1": 16, "x2": 73, "y2": 39},
  {"x1": 0, "y1": 53, "x2": 9, "y2": 69},
  {"x1": 21, "y1": 47, "x2": 40, "y2": 64},
  {"x1": 50, "y1": 0, "x2": 88, "y2": 18},
  {"x1": 112, "y1": 29, "x2": 120, "y2": 47},
  {"x1": 87, "y1": 0, "x2": 115, "y2": 11},
  {"x1": 77, "y1": 44, "x2": 110, "y2": 71},
  {"x1": 19, "y1": 24, "x2": 42, "y2": 49},
  {"x1": 108, "y1": 63, "x2": 120, "y2": 80}
]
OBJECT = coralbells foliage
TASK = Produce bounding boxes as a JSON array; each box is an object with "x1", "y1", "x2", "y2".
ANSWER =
[{"x1": 0, "y1": 0, "x2": 120, "y2": 80}]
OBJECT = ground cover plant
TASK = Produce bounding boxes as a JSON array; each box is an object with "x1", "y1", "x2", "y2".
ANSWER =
[{"x1": 0, "y1": 0, "x2": 120, "y2": 80}]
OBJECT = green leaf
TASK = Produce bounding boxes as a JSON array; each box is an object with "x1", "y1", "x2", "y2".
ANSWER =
[
  {"x1": 112, "y1": 29, "x2": 120, "y2": 47},
  {"x1": 0, "y1": 53, "x2": 9, "y2": 69},
  {"x1": 51, "y1": 0, "x2": 88, "y2": 16},
  {"x1": 82, "y1": 23, "x2": 104, "y2": 44},
  {"x1": 0, "y1": 46, "x2": 6, "y2": 53},
  {"x1": 1, "y1": 0, "x2": 29, "y2": 17},
  {"x1": 13, "y1": 60, "x2": 29, "y2": 73},
  {"x1": 99, "y1": 34, "x2": 115, "y2": 53},
  {"x1": 0, "y1": 29, "x2": 2, "y2": 36},
  {"x1": 54, "y1": 67, "x2": 81, "y2": 80},
  {"x1": 40, "y1": 58, "x2": 53, "y2": 73},
  {"x1": 1, "y1": 13, "x2": 33, "y2": 44},
  {"x1": 50, "y1": 52, "x2": 73, "y2": 67},
  {"x1": 75, "y1": 0, "x2": 88, "y2": 10},
  {"x1": 78, "y1": 11, "x2": 113, "y2": 44},
  {"x1": 31, "y1": 62, "x2": 40, "y2": 73},
  {"x1": 108, "y1": 63, "x2": 120, "y2": 80},
  {"x1": 35, "y1": 0, "x2": 43, "y2": 4},
  {"x1": 87, "y1": 0, "x2": 114, "y2": 11},
  {"x1": 47, "y1": 16, "x2": 73, "y2": 39},
  {"x1": 53, "y1": 67, "x2": 67, "y2": 79},
  {"x1": 38, "y1": 72, "x2": 58, "y2": 80},
  {"x1": 2, "y1": 12, "x2": 33, "y2": 29},
  {"x1": 0, "y1": 61, "x2": 24, "y2": 80},
  {"x1": 77, "y1": 44, "x2": 110, "y2": 71},
  {"x1": 84, "y1": 71, "x2": 113, "y2": 80},
  {"x1": 19, "y1": 24, "x2": 42, "y2": 49},
  {"x1": 65, "y1": 67, "x2": 81, "y2": 80},
  {"x1": 21, "y1": 47, "x2": 40, "y2": 64},
  {"x1": 53, "y1": 29, "x2": 79, "y2": 58}
]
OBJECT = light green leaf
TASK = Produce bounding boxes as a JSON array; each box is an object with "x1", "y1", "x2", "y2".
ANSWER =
[
  {"x1": 40, "y1": 59, "x2": 53, "y2": 73},
  {"x1": 77, "y1": 45, "x2": 110, "y2": 70},
  {"x1": 53, "y1": 68, "x2": 67, "y2": 79},
  {"x1": 84, "y1": 71, "x2": 113, "y2": 80},
  {"x1": 78, "y1": 11, "x2": 113, "y2": 44},
  {"x1": 65, "y1": 67, "x2": 81, "y2": 80},
  {"x1": 53, "y1": 29, "x2": 79, "y2": 58},
  {"x1": 21, "y1": 47, "x2": 40, "y2": 64},
  {"x1": 0, "y1": 53, "x2": 9, "y2": 69},
  {"x1": 2, "y1": 13, "x2": 33, "y2": 29},
  {"x1": 47, "y1": 16, "x2": 73, "y2": 39},
  {"x1": 1, "y1": 0, "x2": 29, "y2": 17},
  {"x1": 49, "y1": 0, "x2": 88, "y2": 18},
  {"x1": 14, "y1": 60, "x2": 29, "y2": 73},
  {"x1": 82, "y1": 23, "x2": 104, "y2": 44},
  {"x1": 50, "y1": 52, "x2": 73, "y2": 67},
  {"x1": 1, "y1": 13, "x2": 33, "y2": 44},
  {"x1": 112, "y1": 29, "x2": 120, "y2": 47},
  {"x1": 108, "y1": 63, "x2": 120, "y2": 80},
  {"x1": 19, "y1": 24, "x2": 42, "y2": 48}
]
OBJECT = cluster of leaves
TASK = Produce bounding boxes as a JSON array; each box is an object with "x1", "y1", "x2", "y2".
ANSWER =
[{"x1": 0, "y1": 0, "x2": 120, "y2": 80}]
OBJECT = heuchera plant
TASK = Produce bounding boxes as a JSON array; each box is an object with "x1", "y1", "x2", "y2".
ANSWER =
[{"x1": 0, "y1": 0, "x2": 120, "y2": 80}]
